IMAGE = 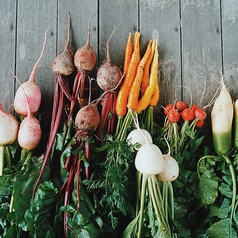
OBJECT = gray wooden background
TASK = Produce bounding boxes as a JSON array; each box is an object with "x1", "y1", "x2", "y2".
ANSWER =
[{"x1": 1, "y1": 0, "x2": 238, "y2": 129}]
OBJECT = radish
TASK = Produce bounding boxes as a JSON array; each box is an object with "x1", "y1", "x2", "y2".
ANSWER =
[
  {"x1": 157, "y1": 139, "x2": 179, "y2": 182},
  {"x1": 128, "y1": 125, "x2": 172, "y2": 237},
  {"x1": 163, "y1": 103, "x2": 173, "y2": 116},
  {"x1": 13, "y1": 31, "x2": 48, "y2": 117},
  {"x1": 167, "y1": 108, "x2": 180, "y2": 123},
  {"x1": 135, "y1": 143, "x2": 164, "y2": 175},
  {"x1": 0, "y1": 105, "x2": 19, "y2": 175},
  {"x1": 16, "y1": 80, "x2": 42, "y2": 151},
  {"x1": 175, "y1": 100, "x2": 187, "y2": 112},
  {"x1": 75, "y1": 104, "x2": 100, "y2": 132},
  {"x1": 127, "y1": 128, "x2": 152, "y2": 147},
  {"x1": 18, "y1": 114, "x2": 42, "y2": 151},
  {"x1": 211, "y1": 78, "x2": 233, "y2": 155},
  {"x1": 0, "y1": 105, "x2": 19, "y2": 146}
]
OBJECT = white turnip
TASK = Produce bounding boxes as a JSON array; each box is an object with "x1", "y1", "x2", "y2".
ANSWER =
[
  {"x1": 127, "y1": 128, "x2": 152, "y2": 147},
  {"x1": 157, "y1": 154, "x2": 179, "y2": 182},
  {"x1": 135, "y1": 143, "x2": 164, "y2": 175}
]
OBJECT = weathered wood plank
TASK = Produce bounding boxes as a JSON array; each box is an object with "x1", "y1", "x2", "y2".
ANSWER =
[
  {"x1": 16, "y1": 0, "x2": 57, "y2": 130},
  {"x1": 98, "y1": 0, "x2": 139, "y2": 69},
  {"x1": 181, "y1": 0, "x2": 222, "y2": 107},
  {"x1": 140, "y1": 0, "x2": 181, "y2": 107},
  {"x1": 57, "y1": 0, "x2": 98, "y2": 60},
  {"x1": 0, "y1": 0, "x2": 17, "y2": 111},
  {"x1": 222, "y1": 0, "x2": 238, "y2": 99}
]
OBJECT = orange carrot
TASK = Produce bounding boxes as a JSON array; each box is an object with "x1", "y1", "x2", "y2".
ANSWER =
[
  {"x1": 141, "y1": 39, "x2": 156, "y2": 95},
  {"x1": 127, "y1": 40, "x2": 152, "y2": 110},
  {"x1": 136, "y1": 39, "x2": 159, "y2": 113},
  {"x1": 116, "y1": 31, "x2": 141, "y2": 116},
  {"x1": 123, "y1": 32, "x2": 133, "y2": 74},
  {"x1": 149, "y1": 74, "x2": 160, "y2": 107}
]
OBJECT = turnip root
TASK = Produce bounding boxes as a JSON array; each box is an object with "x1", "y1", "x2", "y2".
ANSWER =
[
  {"x1": 74, "y1": 14, "x2": 96, "y2": 72},
  {"x1": 127, "y1": 128, "x2": 152, "y2": 147},
  {"x1": 69, "y1": 14, "x2": 97, "y2": 125},
  {"x1": 75, "y1": 104, "x2": 100, "y2": 132},
  {"x1": 135, "y1": 143, "x2": 164, "y2": 175},
  {"x1": 157, "y1": 154, "x2": 179, "y2": 182},
  {"x1": 95, "y1": 26, "x2": 123, "y2": 143},
  {"x1": 96, "y1": 25, "x2": 122, "y2": 91},
  {"x1": 52, "y1": 14, "x2": 74, "y2": 76},
  {"x1": 14, "y1": 31, "x2": 48, "y2": 117}
]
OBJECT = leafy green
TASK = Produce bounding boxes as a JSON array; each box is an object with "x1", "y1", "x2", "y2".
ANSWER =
[
  {"x1": 84, "y1": 138, "x2": 137, "y2": 230},
  {"x1": 206, "y1": 218, "x2": 237, "y2": 238}
]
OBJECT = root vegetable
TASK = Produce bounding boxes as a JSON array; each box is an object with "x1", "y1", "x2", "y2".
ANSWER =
[
  {"x1": 211, "y1": 78, "x2": 233, "y2": 155},
  {"x1": 127, "y1": 128, "x2": 152, "y2": 147},
  {"x1": 157, "y1": 154, "x2": 179, "y2": 182},
  {"x1": 14, "y1": 31, "x2": 47, "y2": 116},
  {"x1": 0, "y1": 106, "x2": 19, "y2": 145},
  {"x1": 52, "y1": 13, "x2": 74, "y2": 77},
  {"x1": 75, "y1": 104, "x2": 100, "y2": 132},
  {"x1": 135, "y1": 143, "x2": 164, "y2": 175},
  {"x1": 96, "y1": 25, "x2": 122, "y2": 91},
  {"x1": 18, "y1": 115, "x2": 42, "y2": 151},
  {"x1": 74, "y1": 14, "x2": 96, "y2": 71}
]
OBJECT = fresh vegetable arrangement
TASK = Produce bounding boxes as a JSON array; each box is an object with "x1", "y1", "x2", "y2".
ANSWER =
[{"x1": 1, "y1": 14, "x2": 238, "y2": 238}]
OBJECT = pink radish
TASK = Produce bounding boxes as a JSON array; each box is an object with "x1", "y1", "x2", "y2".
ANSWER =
[
  {"x1": 0, "y1": 105, "x2": 19, "y2": 146},
  {"x1": 0, "y1": 105, "x2": 19, "y2": 175},
  {"x1": 14, "y1": 31, "x2": 48, "y2": 117},
  {"x1": 16, "y1": 78, "x2": 42, "y2": 151},
  {"x1": 18, "y1": 114, "x2": 42, "y2": 151}
]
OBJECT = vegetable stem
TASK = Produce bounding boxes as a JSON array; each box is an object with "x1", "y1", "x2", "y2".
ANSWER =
[
  {"x1": 0, "y1": 145, "x2": 5, "y2": 175},
  {"x1": 222, "y1": 155, "x2": 237, "y2": 223},
  {"x1": 137, "y1": 173, "x2": 148, "y2": 238}
]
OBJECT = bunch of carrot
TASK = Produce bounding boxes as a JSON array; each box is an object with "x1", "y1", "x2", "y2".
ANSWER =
[{"x1": 115, "y1": 31, "x2": 160, "y2": 140}]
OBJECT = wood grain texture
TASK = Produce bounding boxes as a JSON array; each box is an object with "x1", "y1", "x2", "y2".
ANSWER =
[
  {"x1": 0, "y1": 0, "x2": 16, "y2": 111},
  {"x1": 181, "y1": 0, "x2": 222, "y2": 107},
  {"x1": 222, "y1": 0, "x2": 238, "y2": 99},
  {"x1": 0, "y1": 0, "x2": 238, "y2": 119}
]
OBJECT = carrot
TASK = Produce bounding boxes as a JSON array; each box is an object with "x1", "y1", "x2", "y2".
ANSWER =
[
  {"x1": 123, "y1": 32, "x2": 133, "y2": 74},
  {"x1": 149, "y1": 75, "x2": 160, "y2": 107},
  {"x1": 141, "y1": 39, "x2": 156, "y2": 94},
  {"x1": 127, "y1": 40, "x2": 152, "y2": 110},
  {"x1": 136, "y1": 39, "x2": 159, "y2": 114},
  {"x1": 115, "y1": 31, "x2": 141, "y2": 117}
]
